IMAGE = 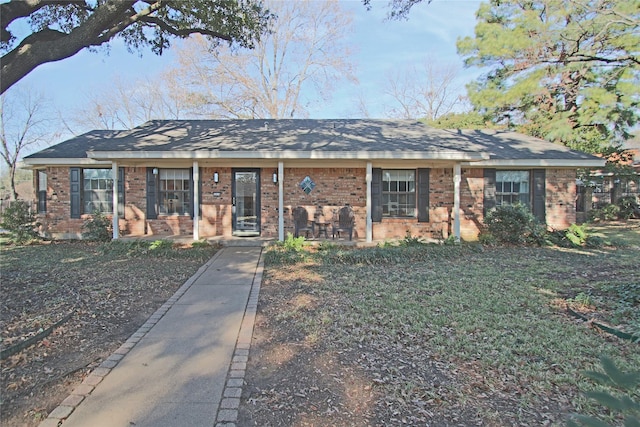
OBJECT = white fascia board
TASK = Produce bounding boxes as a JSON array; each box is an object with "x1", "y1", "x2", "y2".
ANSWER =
[
  {"x1": 87, "y1": 150, "x2": 489, "y2": 161},
  {"x1": 461, "y1": 159, "x2": 606, "y2": 168},
  {"x1": 19, "y1": 158, "x2": 112, "y2": 169}
]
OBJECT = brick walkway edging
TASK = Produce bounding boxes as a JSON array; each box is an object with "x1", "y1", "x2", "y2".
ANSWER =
[
  {"x1": 38, "y1": 250, "x2": 227, "y2": 427},
  {"x1": 214, "y1": 249, "x2": 264, "y2": 427}
]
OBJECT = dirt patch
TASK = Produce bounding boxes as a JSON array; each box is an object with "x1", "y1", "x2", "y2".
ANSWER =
[{"x1": 0, "y1": 241, "x2": 218, "y2": 427}]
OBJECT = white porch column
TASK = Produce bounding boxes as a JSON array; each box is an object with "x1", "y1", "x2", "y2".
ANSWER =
[
  {"x1": 193, "y1": 161, "x2": 200, "y2": 241},
  {"x1": 366, "y1": 161, "x2": 372, "y2": 243},
  {"x1": 453, "y1": 163, "x2": 461, "y2": 242},
  {"x1": 111, "y1": 162, "x2": 119, "y2": 240},
  {"x1": 278, "y1": 161, "x2": 284, "y2": 241}
]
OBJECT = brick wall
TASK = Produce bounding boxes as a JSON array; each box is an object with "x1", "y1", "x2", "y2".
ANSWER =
[
  {"x1": 267, "y1": 168, "x2": 367, "y2": 239},
  {"x1": 35, "y1": 165, "x2": 578, "y2": 241},
  {"x1": 545, "y1": 169, "x2": 577, "y2": 229},
  {"x1": 37, "y1": 166, "x2": 84, "y2": 238},
  {"x1": 371, "y1": 168, "x2": 484, "y2": 241}
]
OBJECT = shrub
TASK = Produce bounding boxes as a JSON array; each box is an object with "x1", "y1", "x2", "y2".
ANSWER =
[
  {"x1": 149, "y1": 239, "x2": 174, "y2": 251},
  {"x1": 265, "y1": 233, "x2": 308, "y2": 265},
  {"x1": 566, "y1": 223, "x2": 588, "y2": 246},
  {"x1": 443, "y1": 235, "x2": 459, "y2": 245},
  {"x1": 547, "y1": 224, "x2": 599, "y2": 248},
  {"x1": 191, "y1": 239, "x2": 210, "y2": 248},
  {"x1": 477, "y1": 232, "x2": 498, "y2": 246},
  {"x1": 82, "y1": 211, "x2": 112, "y2": 242},
  {"x1": 567, "y1": 357, "x2": 640, "y2": 427},
  {"x1": 617, "y1": 196, "x2": 640, "y2": 220},
  {"x1": 0, "y1": 200, "x2": 40, "y2": 244},
  {"x1": 588, "y1": 204, "x2": 620, "y2": 222},
  {"x1": 483, "y1": 203, "x2": 541, "y2": 245},
  {"x1": 399, "y1": 231, "x2": 426, "y2": 246}
]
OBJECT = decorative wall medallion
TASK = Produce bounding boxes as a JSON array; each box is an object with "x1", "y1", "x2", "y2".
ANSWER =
[{"x1": 299, "y1": 176, "x2": 316, "y2": 194}]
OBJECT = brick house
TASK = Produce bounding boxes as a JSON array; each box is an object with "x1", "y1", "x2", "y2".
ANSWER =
[{"x1": 21, "y1": 119, "x2": 605, "y2": 242}]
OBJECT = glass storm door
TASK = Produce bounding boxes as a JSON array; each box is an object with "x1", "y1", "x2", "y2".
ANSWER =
[{"x1": 232, "y1": 169, "x2": 261, "y2": 236}]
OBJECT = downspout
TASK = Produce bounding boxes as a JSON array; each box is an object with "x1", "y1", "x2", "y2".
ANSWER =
[
  {"x1": 453, "y1": 163, "x2": 461, "y2": 243},
  {"x1": 193, "y1": 161, "x2": 199, "y2": 241},
  {"x1": 278, "y1": 161, "x2": 284, "y2": 241},
  {"x1": 112, "y1": 162, "x2": 119, "y2": 240},
  {"x1": 366, "y1": 161, "x2": 372, "y2": 243}
]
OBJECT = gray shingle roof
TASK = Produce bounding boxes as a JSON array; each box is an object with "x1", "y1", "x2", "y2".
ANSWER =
[
  {"x1": 24, "y1": 119, "x2": 601, "y2": 163},
  {"x1": 24, "y1": 130, "x2": 126, "y2": 159}
]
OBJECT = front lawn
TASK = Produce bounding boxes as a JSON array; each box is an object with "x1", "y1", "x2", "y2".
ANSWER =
[
  {"x1": 239, "y1": 222, "x2": 640, "y2": 426},
  {"x1": 0, "y1": 239, "x2": 219, "y2": 427}
]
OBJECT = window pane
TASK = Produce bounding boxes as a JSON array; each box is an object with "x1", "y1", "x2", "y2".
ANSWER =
[
  {"x1": 382, "y1": 169, "x2": 416, "y2": 217},
  {"x1": 158, "y1": 168, "x2": 191, "y2": 215},
  {"x1": 82, "y1": 169, "x2": 113, "y2": 214},
  {"x1": 496, "y1": 171, "x2": 530, "y2": 208}
]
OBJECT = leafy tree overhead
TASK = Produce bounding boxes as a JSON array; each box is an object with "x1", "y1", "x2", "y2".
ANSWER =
[
  {"x1": 0, "y1": 0, "x2": 273, "y2": 94},
  {"x1": 456, "y1": 0, "x2": 639, "y2": 158},
  {"x1": 423, "y1": 111, "x2": 498, "y2": 130}
]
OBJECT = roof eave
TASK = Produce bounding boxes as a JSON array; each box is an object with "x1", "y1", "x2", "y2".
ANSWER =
[
  {"x1": 461, "y1": 159, "x2": 606, "y2": 168},
  {"x1": 19, "y1": 158, "x2": 113, "y2": 169},
  {"x1": 86, "y1": 150, "x2": 490, "y2": 161}
]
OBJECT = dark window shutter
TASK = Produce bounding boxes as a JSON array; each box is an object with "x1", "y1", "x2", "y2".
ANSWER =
[
  {"x1": 532, "y1": 169, "x2": 546, "y2": 223},
  {"x1": 37, "y1": 191, "x2": 47, "y2": 214},
  {"x1": 483, "y1": 168, "x2": 496, "y2": 216},
  {"x1": 417, "y1": 168, "x2": 430, "y2": 222},
  {"x1": 117, "y1": 167, "x2": 125, "y2": 217},
  {"x1": 189, "y1": 169, "x2": 195, "y2": 219},
  {"x1": 198, "y1": 174, "x2": 202, "y2": 219},
  {"x1": 70, "y1": 168, "x2": 81, "y2": 218},
  {"x1": 372, "y1": 168, "x2": 382, "y2": 222},
  {"x1": 146, "y1": 168, "x2": 157, "y2": 219}
]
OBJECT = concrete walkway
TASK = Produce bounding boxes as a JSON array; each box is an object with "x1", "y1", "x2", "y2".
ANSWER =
[{"x1": 39, "y1": 246, "x2": 264, "y2": 427}]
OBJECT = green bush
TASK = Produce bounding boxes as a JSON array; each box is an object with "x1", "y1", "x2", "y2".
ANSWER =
[
  {"x1": 265, "y1": 233, "x2": 308, "y2": 265},
  {"x1": 483, "y1": 203, "x2": 541, "y2": 245},
  {"x1": 567, "y1": 357, "x2": 640, "y2": 427},
  {"x1": 82, "y1": 211, "x2": 112, "y2": 242},
  {"x1": 477, "y1": 232, "x2": 498, "y2": 246},
  {"x1": 589, "y1": 204, "x2": 620, "y2": 222},
  {"x1": 399, "y1": 231, "x2": 426, "y2": 246},
  {"x1": 617, "y1": 196, "x2": 640, "y2": 220},
  {"x1": 0, "y1": 200, "x2": 40, "y2": 244},
  {"x1": 547, "y1": 224, "x2": 601, "y2": 248},
  {"x1": 191, "y1": 239, "x2": 211, "y2": 248},
  {"x1": 149, "y1": 239, "x2": 174, "y2": 251}
]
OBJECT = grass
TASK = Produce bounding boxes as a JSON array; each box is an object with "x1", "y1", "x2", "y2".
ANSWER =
[{"x1": 258, "y1": 221, "x2": 640, "y2": 425}]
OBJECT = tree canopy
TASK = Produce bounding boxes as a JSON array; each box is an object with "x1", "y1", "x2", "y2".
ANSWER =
[
  {"x1": 168, "y1": 0, "x2": 356, "y2": 119},
  {"x1": 457, "y1": 0, "x2": 639, "y2": 156},
  {"x1": 0, "y1": 0, "x2": 272, "y2": 94}
]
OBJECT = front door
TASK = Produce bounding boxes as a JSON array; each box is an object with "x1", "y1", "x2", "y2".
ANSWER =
[{"x1": 232, "y1": 169, "x2": 260, "y2": 236}]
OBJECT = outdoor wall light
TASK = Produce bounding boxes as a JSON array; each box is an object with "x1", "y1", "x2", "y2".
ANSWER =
[
  {"x1": 213, "y1": 172, "x2": 219, "y2": 183},
  {"x1": 152, "y1": 167, "x2": 158, "y2": 175},
  {"x1": 272, "y1": 170, "x2": 278, "y2": 184}
]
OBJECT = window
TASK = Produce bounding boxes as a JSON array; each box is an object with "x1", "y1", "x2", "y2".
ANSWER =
[
  {"x1": 496, "y1": 171, "x2": 530, "y2": 206},
  {"x1": 37, "y1": 170, "x2": 47, "y2": 213},
  {"x1": 382, "y1": 170, "x2": 416, "y2": 217},
  {"x1": 158, "y1": 169, "x2": 191, "y2": 215},
  {"x1": 83, "y1": 168, "x2": 113, "y2": 213}
]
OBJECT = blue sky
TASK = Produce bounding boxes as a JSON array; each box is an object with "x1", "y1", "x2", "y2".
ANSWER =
[{"x1": 10, "y1": 0, "x2": 484, "y2": 150}]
